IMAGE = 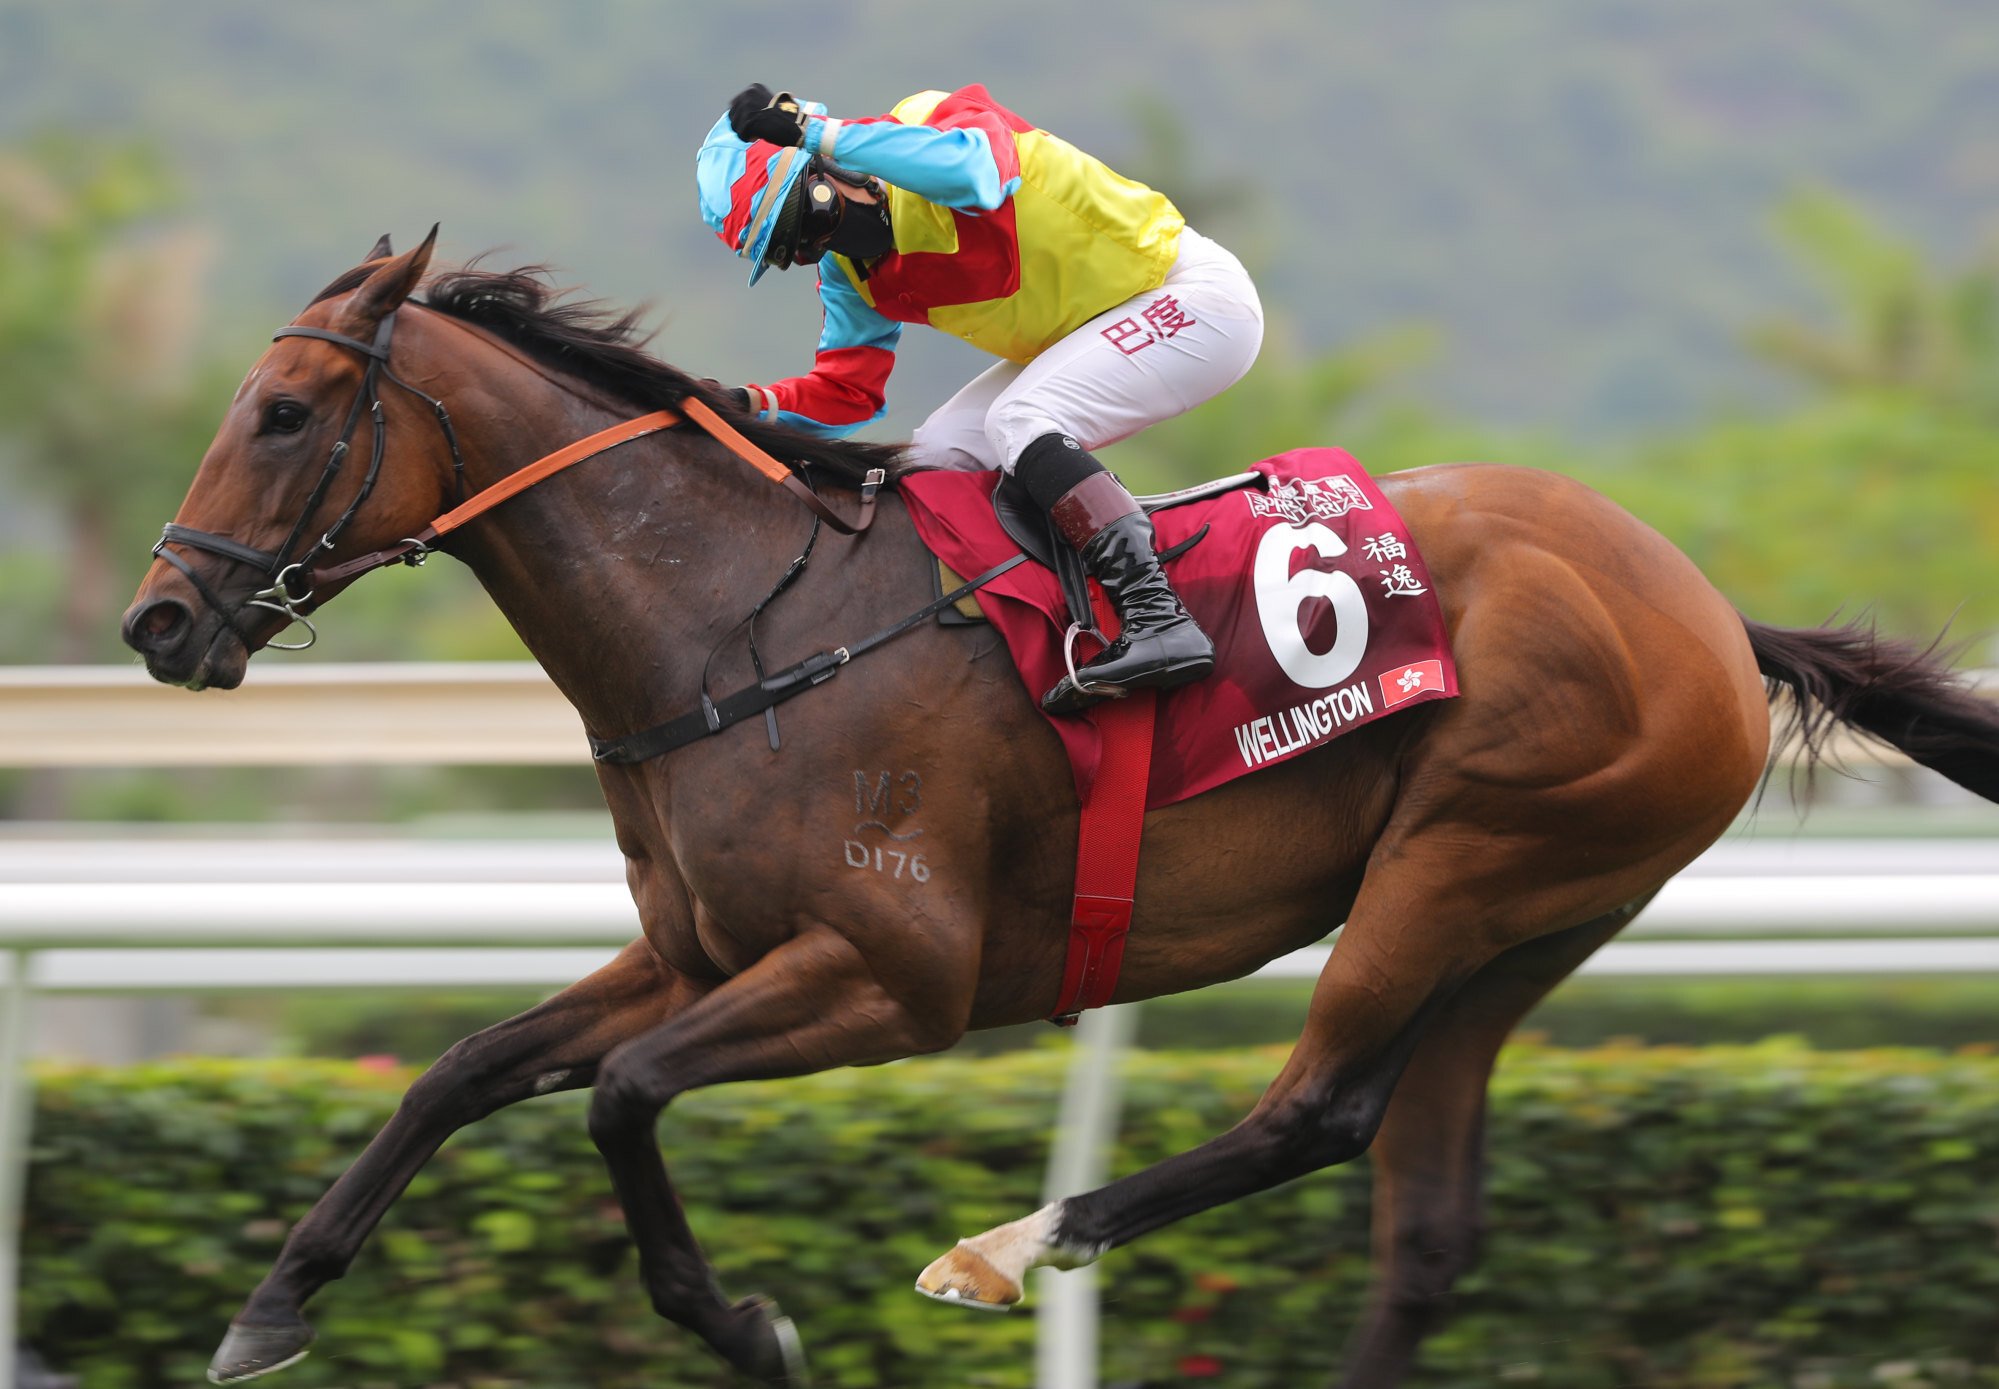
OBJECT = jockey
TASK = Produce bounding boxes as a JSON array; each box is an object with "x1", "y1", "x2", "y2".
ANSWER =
[{"x1": 696, "y1": 83, "x2": 1264, "y2": 714}]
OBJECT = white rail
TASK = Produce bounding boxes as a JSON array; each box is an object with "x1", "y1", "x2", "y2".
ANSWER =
[
  {"x1": 0, "y1": 663, "x2": 585, "y2": 767},
  {"x1": 3, "y1": 873, "x2": 1998, "y2": 954}
]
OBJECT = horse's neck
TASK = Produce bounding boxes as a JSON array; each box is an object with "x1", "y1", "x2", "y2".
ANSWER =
[{"x1": 440, "y1": 370, "x2": 793, "y2": 740}]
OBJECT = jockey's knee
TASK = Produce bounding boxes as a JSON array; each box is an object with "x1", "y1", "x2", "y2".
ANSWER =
[
  {"x1": 909, "y1": 413, "x2": 997, "y2": 472},
  {"x1": 983, "y1": 398, "x2": 1074, "y2": 475}
]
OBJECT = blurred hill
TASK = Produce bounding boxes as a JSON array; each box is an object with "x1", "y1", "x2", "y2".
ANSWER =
[{"x1": 3, "y1": 0, "x2": 1995, "y2": 437}]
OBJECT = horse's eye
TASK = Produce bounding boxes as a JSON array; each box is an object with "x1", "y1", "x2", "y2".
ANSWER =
[{"x1": 265, "y1": 401, "x2": 309, "y2": 435}]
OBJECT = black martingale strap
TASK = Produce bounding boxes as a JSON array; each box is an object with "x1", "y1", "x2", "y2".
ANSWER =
[
  {"x1": 589, "y1": 552, "x2": 1029, "y2": 764},
  {"x1": 743, "y1": 515, "x2": 822, "y2": 751}
]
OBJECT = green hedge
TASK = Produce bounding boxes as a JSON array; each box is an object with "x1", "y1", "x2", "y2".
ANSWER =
[{"x1": 23, "y1": 1043, "x2": 1999, "y2": 1388}]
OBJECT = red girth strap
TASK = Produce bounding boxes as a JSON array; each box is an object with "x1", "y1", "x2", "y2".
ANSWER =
[
  {"x1": 1048, "y1": 579, "x2": 1160, "y2": 1025},
  {"x1": 1048, "y1": 687, "x2": 1157, "y2": 1024}
]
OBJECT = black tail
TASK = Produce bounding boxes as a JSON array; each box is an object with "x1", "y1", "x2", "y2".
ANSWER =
[{"x1": 1743, "y1": 616, "x2": 1999, "y2": 804}]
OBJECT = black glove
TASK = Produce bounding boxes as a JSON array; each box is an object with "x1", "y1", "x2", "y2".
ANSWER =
[
  {"x1": 727, "y1": 84, "x2": 807, "y2": 148},
  {"x1": 701, "y1": 380, "x2": 754, "y2": 413}
]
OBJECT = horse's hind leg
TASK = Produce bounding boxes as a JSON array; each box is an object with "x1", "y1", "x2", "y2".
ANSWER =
[
  {"x1": 1333, "y1": 901, "x2": 1646, "y2": 1389},
  {"x1": 915, "y1": 847, "x2": 1671, "y2": 1319},
  {"x1": 208, "y1": 941, "x2": 701, "y2": 1384},
  {"x1": 915, "y1": 859, "x2": 1498, "y2": 1311}
]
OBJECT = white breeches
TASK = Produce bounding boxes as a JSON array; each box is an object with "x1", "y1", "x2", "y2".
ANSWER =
[{"x1": 906, "y1": 227, "x2": 1265, "y2": 473}]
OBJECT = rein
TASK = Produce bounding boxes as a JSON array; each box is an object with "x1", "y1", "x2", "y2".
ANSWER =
[
  {"x1": 320, "y1": 395, "x2": 883, "y2": 587},
  {"x1": 151, "y1": 310, "x2": 883, "y2": 650},
  {"x1": 152, "y1": 302, "x2": 1021, "y2": 771}
]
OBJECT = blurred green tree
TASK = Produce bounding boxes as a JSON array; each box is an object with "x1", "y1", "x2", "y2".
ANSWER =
[
  {"x1": 0, "y1": 134, "x2": 531, "y2": 672},
  {"x1": 1748, "y1": 187, "x2": 1999, "y2": 417},
  {"x1": 1603, "y1": 193, "x2": 1999, "y2": 641},
  {"x1": 0, "y1": 135, "x2": 225, "y2": 662}
]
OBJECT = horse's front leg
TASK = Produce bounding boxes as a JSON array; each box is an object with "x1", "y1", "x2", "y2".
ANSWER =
[
  {"x1": 209, "y1": 941, "x2": 704, "y2": 1384},
  {"x1": 585, "y1": 924, "x2": 965, "y2": 1388}
]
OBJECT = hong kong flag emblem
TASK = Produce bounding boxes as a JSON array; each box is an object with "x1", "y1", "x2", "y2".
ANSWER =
[{"x1": 1380, "y1": 659, "x2": 1446, "y2": 709}]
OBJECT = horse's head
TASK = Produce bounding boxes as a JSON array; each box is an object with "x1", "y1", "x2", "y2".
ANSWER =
[{"x1": 121, "y1": 229, "x2": 461, "y2": 688}]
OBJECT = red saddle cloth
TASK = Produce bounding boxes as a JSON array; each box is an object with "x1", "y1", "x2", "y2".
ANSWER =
[{"x1": 900, "y1": 448, "x2": 1459, "y2": 809}]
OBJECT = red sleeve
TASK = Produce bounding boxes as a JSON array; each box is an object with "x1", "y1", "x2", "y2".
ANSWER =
[{"x1": 754, "y1": 345, "x2": 896, "y2": 434}]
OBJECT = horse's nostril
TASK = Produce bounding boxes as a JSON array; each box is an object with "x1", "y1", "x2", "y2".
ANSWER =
[{"x1": 126, "y1": 598, "x2": 191, "y2": 652}]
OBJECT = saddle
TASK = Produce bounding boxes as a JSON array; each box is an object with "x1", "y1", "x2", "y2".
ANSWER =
[{"x1": 938, "y1": 470, "x2": 1261, "y2": 632}]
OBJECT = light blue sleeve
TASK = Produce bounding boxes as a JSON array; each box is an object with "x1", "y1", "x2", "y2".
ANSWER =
[
  {"x1": 809, "y1": 119, "x2": 1018, "y2": 212},
  {"x1": 817, "y1": 264, "x2": 901, "y2": 356},
  {"x1": 763, "y1": 267, "x2": 903, "y2": 438}
]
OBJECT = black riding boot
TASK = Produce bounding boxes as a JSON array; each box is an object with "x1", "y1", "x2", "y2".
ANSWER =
[{"x1": 1013, "y1": 433, "x2": 1215, "y2": 715}]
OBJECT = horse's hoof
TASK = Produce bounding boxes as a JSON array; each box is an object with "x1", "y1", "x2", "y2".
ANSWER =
[
  {"x1": 732, "y1": 1294, "x2": 810, "y2": 1388},
  {"x1": 207, "y1": 1320, "x2": 315, "y2": 1384},
  {"x1": 914, "y1": 1242, "x2": 1021, "y2": 1311}
]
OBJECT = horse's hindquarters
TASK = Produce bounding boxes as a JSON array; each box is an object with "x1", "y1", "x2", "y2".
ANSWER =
[{"x1": 1382, "y1": 462, "x2": 1771, "y2": 933}]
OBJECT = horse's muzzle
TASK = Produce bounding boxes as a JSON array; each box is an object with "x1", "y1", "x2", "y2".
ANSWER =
[{"x1": 121, "y1": 594, "x2": 247, "y2": 690}]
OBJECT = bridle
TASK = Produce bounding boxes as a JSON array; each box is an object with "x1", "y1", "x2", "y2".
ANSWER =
[
  {"x1": 151, "y1": 312, "x2": 467, "y2": 651},
  {"x1": 149, "y1": 307, "x2": 880, "y2": 653}
]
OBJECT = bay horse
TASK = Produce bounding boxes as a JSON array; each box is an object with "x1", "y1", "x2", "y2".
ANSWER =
[{"x1": 121, "y1": 231, "x2": 1999, "y2": 1388}]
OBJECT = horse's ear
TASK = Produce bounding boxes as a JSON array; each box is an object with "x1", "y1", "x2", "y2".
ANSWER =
[
  {"x1": 366, "y1": 233, "x2": 393, "y2": 260},
  {"x1": 338, "y1": 224, "x2": 438, "y2": 333}
]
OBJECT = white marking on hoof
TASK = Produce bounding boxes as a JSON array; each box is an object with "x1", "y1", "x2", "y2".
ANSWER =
[
  {"x1": 914, "y1": 1202, "x2": 1099, "y2": 1311},
  {"x1": 914, "y1": 1274, "x2": 1017, "y2": 1312},
  {"x1": 916, "y1": 1240, "x2": 1022, "y2": 1309}
]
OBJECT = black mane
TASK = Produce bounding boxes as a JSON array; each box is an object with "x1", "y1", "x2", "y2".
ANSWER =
[{"x1": 313, "y1": 262, "x2": 910, "y2": 486}]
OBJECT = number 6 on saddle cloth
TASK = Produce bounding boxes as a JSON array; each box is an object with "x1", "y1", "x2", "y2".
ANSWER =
[{"x1": 902, "y1": 449, "x2": 1461, "y2": 813}]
